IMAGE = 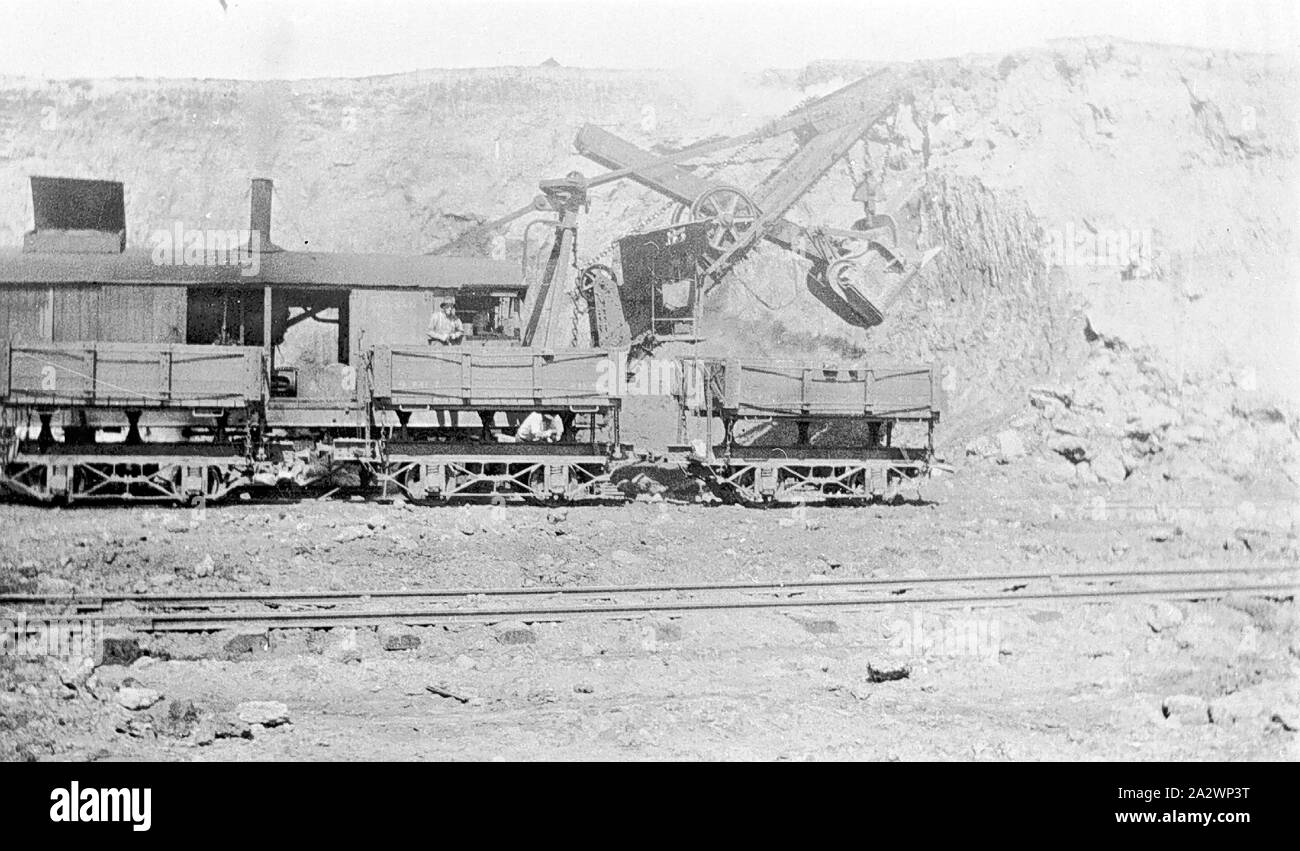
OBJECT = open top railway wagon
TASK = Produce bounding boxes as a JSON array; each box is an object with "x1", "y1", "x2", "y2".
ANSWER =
[
  {"x1": 677, "y1": 357, "x2": 940, "y2": 504},
  {"x1": 0, "y1": 176, "x2": 940, "y2": 505}
]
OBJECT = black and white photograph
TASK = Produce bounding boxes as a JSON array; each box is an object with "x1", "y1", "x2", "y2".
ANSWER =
[{"x1": 0, "y1": 0, "x2": 1295, "y2": 789}]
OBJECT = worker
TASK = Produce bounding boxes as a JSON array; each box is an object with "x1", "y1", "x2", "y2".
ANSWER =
[
  {"x1": 515, "y1": 410, "x2": 564, "y2": 443},
  {"x1": 427, "y1": 301, "x2": 464, "y2": 345}
]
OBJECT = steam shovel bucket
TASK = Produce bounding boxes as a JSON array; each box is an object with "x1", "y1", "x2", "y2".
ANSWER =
[{"x1": 815, "y1": 244, "x2": 944, "y2": 328}]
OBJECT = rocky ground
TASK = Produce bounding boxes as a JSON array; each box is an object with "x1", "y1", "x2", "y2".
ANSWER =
[{"x1": 1, "y1": 467, "x2": 1295, "y2": 761}]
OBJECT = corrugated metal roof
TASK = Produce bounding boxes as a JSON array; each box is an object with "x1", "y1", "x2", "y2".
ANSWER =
[{"x1": 0, "y1": 247, "x2": 525, "y2": 292}]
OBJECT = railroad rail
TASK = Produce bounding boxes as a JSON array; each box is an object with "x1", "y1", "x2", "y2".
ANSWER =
[{"x1": 3, "y1": 567, "x2": 1293, "y2": 633}]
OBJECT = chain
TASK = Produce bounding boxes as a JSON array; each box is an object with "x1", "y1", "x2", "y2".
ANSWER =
[
  {"x1": 578, "y1": 195, "x2": 677, "y2": 268},
  {"x1": 711, "y1": 134, "x2": 767, "y2": 177},
  {"x1": 570, "y1": 277, "x2": 588, "y2": 347},
  {"x1": 845, "y1": 150, "x2": 861, "y2": 187},
  {"x1": 567, "y1": 194, "x2": 673, "y2": 345}
]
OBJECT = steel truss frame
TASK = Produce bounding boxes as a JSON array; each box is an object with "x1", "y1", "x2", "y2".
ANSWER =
[
  {"x1": 1, "y1": 453, "x2": 250, "y2": 504},
  {"x1": 691, "y1": 455, "x2": 928, "y2": 504},
  {"x1": 369, "y1": 451, "x2": 618, "y2": 503}
]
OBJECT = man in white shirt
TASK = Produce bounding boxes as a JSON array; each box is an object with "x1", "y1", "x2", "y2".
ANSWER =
[
  {"x1": 515, "y1": 411, "x2": 564, "y2": 443},
  {"x1": 427, "y1": 301, "x2": 464, "y2": 344}
]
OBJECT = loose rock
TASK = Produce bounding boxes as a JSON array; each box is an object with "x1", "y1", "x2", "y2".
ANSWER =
[
  {"x1": 236, "y1": 700, "x2": 290, "y2": 727},
  {"x1": 193, "y1": 554, "x2": 216, "y2": 577},
  {"x1": 100, "y1": 636, "x2": 145, "y2": 667},
  {"x1": 117, "y1": 686, "x2": 163, "y2": 711},
  {"x1": 996, "y1": 429, "x2": 1026, "y2": 462},
  {"x1": 495, "y1": 620, "x2": 536, "y2": 645},
  {"x1": 1162, "y1": 694, "x2": 1209, "y2": 725},
  {"x1": 378, "y1": 626, "x2": 421, "y2": 651},
  {"x1": 1092, "y1": 451, "x2": 1128, "y2": 484},
  {"x1": 867, "y1": 662, "x2": 911, "y2": 683},
  {"x1": 1146, "y1": 601, "x2": 1184, "y2": 633},
  {"x1": 224, "y1": 630, "x2": 270, "y2": 658}
]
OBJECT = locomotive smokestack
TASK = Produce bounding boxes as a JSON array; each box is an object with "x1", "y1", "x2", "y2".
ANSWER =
[{"x1": 250, "y1": 177, "x2": 273, "y2": 250}]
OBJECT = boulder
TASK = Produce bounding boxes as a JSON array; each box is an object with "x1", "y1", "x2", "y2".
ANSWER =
[
  {"x1": 1162, "y1": 694, "x2": 1209, "y2": 725},
  {"x1": 996, "y1": 429, "x2": 1026, "y2": 463},
  {"x1": 378, "y1": 626, "x2": 421, "y2": 651},
  {"x1": 1092, "y1": 451, "x2": 1128, "y2": 484},
  {"x1": 1209, "y1": 682, "x2": 1298, "y2": 729},
  {"x1": 1041, "y1": 455, "x2": 1078, "y2": 483},
  {"x1": 117, "y1": 686, "x2": 163, "y2": 711},
  {"x1": 193, "y1": 554, "x2": 216, "y2": 578},
  {"x1": 223, "y1": 630, "x2": 270, "y2": 658},
  {"x1": 495, "y1": 621, "x2": 536, "y2": 645},
  {"x1": 99, "y1": 636, "x2": 145, "y2": 667},
  {"x1": 1146, "y1": 602, "x2": 1184, "y2": 633},
  {"x1": 867, "y1": 662, "x2": 912, "y2": 683},
  {"x1": 236, "y1": 700, "x2": 290, "y2": 727}
]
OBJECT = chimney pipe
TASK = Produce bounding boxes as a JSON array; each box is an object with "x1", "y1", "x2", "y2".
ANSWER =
[{"x1": 250, "y1": 177, "x2": 273, "y2": 250}]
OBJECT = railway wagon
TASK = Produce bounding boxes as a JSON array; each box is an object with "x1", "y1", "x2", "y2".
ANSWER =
[
  {"x1": 365, "y1": 345, "x2": 623, "y2": 501},
  {"x1": 0, "y1": 175, "x2": 530, "y2": 502},
  {"x1": 1, "y1": 341, "x2": 264, "y2": 502},
  {"x1": 678, "y1": 357, "x2": 941, "y2": 503}
]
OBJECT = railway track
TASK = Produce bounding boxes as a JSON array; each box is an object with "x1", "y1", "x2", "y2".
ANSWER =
[{"x1": 2, "y1": 566, "x2": 1293, "y2": 632}]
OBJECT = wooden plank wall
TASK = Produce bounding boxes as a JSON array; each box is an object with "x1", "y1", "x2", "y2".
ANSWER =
[
  {"x1": 1, "y1": 284, "x2": 187, "y2": 344},
  {"x1": 350, "y1": 289, "x2": 433, "y2": 358},
  {"x1": 53, "y1": 284, "x2": 100, "y2": 342},
  {"x1": 0, "y1": 285, "x2": 52, "y2": 342},
  {"x1": 99, "y1": 285, "x2": 186, "y2": 343}
]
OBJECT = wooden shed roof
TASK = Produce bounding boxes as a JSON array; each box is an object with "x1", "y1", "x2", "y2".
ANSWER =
[{"x1": 0, "y1": 247, "x2": 526, "y2": 293}]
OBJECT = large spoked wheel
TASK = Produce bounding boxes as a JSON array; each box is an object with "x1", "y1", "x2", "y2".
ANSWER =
[
  {"x1": 690, "y1": 186, "x2": 760, "y2": 254},
  {"x1": 578, "y1": 263, "x2": 617, "y2": 297}
]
